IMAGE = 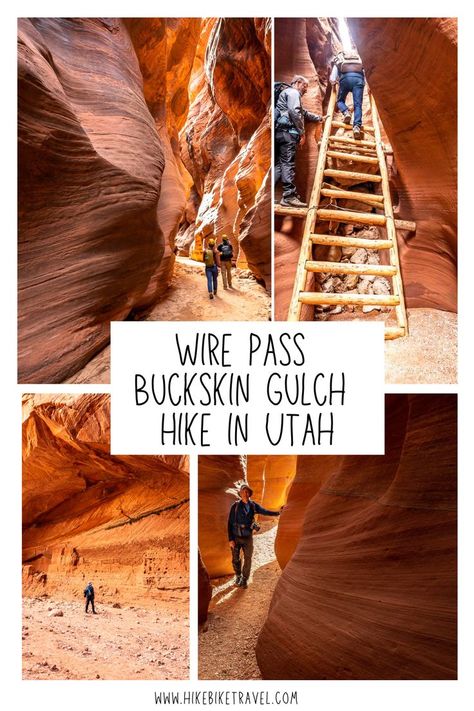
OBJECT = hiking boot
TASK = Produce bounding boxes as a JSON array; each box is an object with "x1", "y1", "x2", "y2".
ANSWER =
[
  {"x1": 280, "y1": 196, "x2": 307, "y2": 208},
  {"x1": 342, "y1": 110, "x2": 351, "y2": 124},
  {"x1": 213, "y1": 290, "x2": 217, "y2": 295},
  {"x1": 353, "y1": 124, "x2": 362, "y2": 139},
  {"x1": 234, "y1": 575, "x2": 242, "y2": 586},
  {"x1": 209, "y1": 293, "x2": 213, "y2": 300},
  {"x1": 240, "y1": 578, "x2": 248, "y2": 589}
]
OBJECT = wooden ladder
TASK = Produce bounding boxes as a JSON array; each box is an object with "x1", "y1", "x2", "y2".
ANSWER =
[{"x1": 279, "y1": 85, "x2": 414, "y2": 339}]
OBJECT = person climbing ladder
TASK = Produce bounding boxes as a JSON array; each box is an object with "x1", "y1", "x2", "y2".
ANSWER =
[
  {"x1": 202, "y1": 238, "x2": 220, "y2": 300},
  {"x1": 330, "y1": 48, "x2": 365, "y2": 139}
]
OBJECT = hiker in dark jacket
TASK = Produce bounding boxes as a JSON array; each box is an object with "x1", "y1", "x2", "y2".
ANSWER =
[
  {"x1": 274, "y1": 75, "x2": 324, "y2": 208},
  {"x1": 217, "y1": 235, "x2": 234, "y2": 289},
  {"x1": 228, "y1": 483, "x2": 282, "y2": 588},
  {"x1": 84, "y1": 581, "x2": 97, "y2": 614}
]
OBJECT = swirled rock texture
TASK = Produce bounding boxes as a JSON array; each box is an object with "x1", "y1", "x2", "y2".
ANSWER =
[
  {"x1": 257, "y1": 395, "x2": 457, "y2": 679},
  {"x1": 19, "y1": 18, "x2": 271, "y2": 384},
  {"x1": 198, "y1": 550, "x2": 212, "y2": 623},
  {"x1": 22, "y1": 394, "x2": 189, "y2": 605},
  {"x1": 274, "y1": 18, "x2": 457, "y2": 330}
]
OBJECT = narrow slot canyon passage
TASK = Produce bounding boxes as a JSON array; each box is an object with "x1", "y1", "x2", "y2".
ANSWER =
[
  {"x1": 18, "y1": 18, "x2": 271, "y2": 384},
  {"x1": 22, "y1": 395, "x2": 190, "y2": 680},
  {"x1": 274, "y1": 18, "x2": 457, "y2": 383},
  {"x1": 199, "y1": 524, "x2": 280, "y2": 680},
  {"x1": 198, "y1": 398, "x2": 457, "y2": 680}
]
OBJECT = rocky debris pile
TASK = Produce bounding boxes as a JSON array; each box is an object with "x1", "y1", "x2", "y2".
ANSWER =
[{"x1": 315, "y1": 225, "x2": 391, "y2": 318}]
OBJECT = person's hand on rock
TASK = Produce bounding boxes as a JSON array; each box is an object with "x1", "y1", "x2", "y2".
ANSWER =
[{"x1": 229, "y1": 540, "x2": 235, "y2": 549}]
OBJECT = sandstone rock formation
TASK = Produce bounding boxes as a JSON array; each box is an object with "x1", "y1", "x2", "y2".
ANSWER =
[
  {"x1": 18, "y1": 18, "x2": 271, "y2": 383},
  {"x1": 256, "y1": 395, "x2": 457, "y2": 679},
  {"x1": 198, "y1": 550, "x2": 212, "y2": 624},
  {"x1": 22, "y1": 395, "x2": 189, "y2": 605},
  {"x1": 274, "y1": 18, "x2": 457, "y2": 330}
]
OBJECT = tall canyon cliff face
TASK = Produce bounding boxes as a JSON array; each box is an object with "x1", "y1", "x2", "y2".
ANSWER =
[
  {"x1": 18, "y1": 18, "x2": 271, "y2": 384},
  {"x1": 22, "y1": 395, "x2": 189, "y2": 605},
  {"x1": 275, "y1": 18, "x2": 457, "y2": 320},
  {"x1": 256, "y1": 395, "x2": 457, "y2": 680}
]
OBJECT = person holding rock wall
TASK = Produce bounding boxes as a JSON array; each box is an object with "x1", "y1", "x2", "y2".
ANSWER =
[{"x1": 228, "y1": 483, "x2": 283, "y2": 588}]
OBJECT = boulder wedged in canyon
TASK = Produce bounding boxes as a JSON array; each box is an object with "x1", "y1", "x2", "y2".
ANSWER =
[
  {"x1": 198, "y1": 455, "x2": 245, "y2": 578},
  {"x1": 274, "y1": 18, "x2": 457, "y2": 331},
  {"x1": 256, "y1": 395, "x2": 457, "y2": 679},
  {"x1": 22, "y1": 395, "x2": 189, "y2": 605},
  {"x1": 19, "y1": 17, "x2": 271, "y2": 384}
]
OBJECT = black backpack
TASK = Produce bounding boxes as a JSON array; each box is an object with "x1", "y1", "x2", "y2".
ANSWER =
[{"x1": 274, "y1": 81, "x2": 291, "y2": 124}]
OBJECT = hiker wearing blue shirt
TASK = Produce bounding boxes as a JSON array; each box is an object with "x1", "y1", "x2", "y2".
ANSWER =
[{"x1": 228, "y1": 483, "x2": 282, "y2": 588}]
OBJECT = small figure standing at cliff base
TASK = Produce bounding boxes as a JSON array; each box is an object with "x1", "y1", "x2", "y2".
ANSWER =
[
  {"x1": 228, "y1": 482, "x2": 282, "y2": 588},
  {"x1": 330, "y1": 49, "x2": 365, "y2": 139},
  {"x1": 202, "y1": 238, "x2": 220, "y2": 300},
  {"x1": 217, "y1": 235, "x2": 234, "y2": 289},
  {"x1": 84, "y1": 581, "x2": 97, "y2": 614},
  {"x1": 274, "y1": 75, "x2": 323, "y2": 207}
]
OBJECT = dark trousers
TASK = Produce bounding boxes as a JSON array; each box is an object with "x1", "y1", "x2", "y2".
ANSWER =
[
  {"x1": 337, "y1": 73, "x2": 365, "y2": 127},
  {"x1": 274, "y1": 130, "x2": 300, "y2": 197},
  {"x1": 85, "y1": 597, "x2": 96, "y2": 613},
  {"x1": 231, "y1": 535, "x2": 254, "y2": 581},
  {"x1": 205, "y1": 265, "x2": 218, "y2": 293}
]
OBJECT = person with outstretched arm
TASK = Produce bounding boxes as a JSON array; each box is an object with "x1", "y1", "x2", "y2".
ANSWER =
[{"x1": 228, "y1": 483, "x2": 283, "y2": 588}]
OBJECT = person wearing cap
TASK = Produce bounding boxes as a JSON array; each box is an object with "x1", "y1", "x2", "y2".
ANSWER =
[
  {"x1": 83, "y1": 581, "x2": 97, "y2": 614},
  {"x1": 202, "y1": 238, "x2": 220, "y2": 299},
  {"x1": 217, "y1": 234, "x2": 234, "y2": 289},
  {"x1": 227, "y1": 483, "x2": 283, "y2": 588}
]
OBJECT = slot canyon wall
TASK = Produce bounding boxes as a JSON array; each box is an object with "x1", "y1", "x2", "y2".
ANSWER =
[
  {"x1": 256, "y1": 395, "x2": 457, "y2": 679},
  {"x1": 274, "y1": 18, "x2": 457, "y2": 321},
  {"x1": 19, "y1": 18, "x2": 271, "y2": 384},
  {"x1": 22, "y1": 395, "x2": 189, "y2": 606}
]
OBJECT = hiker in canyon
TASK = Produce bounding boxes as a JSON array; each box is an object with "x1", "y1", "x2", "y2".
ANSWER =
[
  {"x1": 202, "y1": 238, "x2": 221, "y2": 300},
  {"x1": 84, "y1": 581, "x2": 97, "y2": 614},
  {"x1": 217, "y1": 235, "x2": 234, "y2": 289},
  {"x1": 228, "y1": 483, "x2": 282, "y2": 588},
  {"x1": 330, "y1": 49, "x2": 365, "y2": 139},
  {"x1": 274, "y1": 75, "x2": 324, "y2": 208}
]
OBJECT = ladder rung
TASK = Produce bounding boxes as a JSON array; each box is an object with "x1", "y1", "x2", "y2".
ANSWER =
[
  {"x1": 320, "y1": 188, "x2": 384, "y2": 207},
  {"x1": 329, "y1": 135, "x2": 377, "y2": 148},
  {"x1": 326, "y1": 150, "x2": 379, "y2": 165},
  {"x1": 317, "y1": 208, "x2": 386, "y2": 227},
  {"x1": 310, "y1": 234, "x2": 392, "y2": 250},
  {"x1": 332, "y1": 120, "x2": 375, "y2": 134},
  {"x1": 394, "y1": 218, "x2": 417, "y2": 232},
  {"x1": 274, "y1": 204, "x2": 307, "y2": 218},
  {"x1": 305, "y1": 260, "x2": 397, "y2": 277},
  {"x1": 328, "y1": 143, "x2": 378, "y2": 157},
  {"x1": 324, "y1": 168, "x2": 382, "y2": 183},
  {"x1": 299, "y1": 292, "x2": 399, "y2": 307},
  {"x1": 385, "y1": 326, "x2": 406, "y2": 340}
]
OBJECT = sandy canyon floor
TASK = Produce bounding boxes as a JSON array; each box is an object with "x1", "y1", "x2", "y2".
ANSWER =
[
  {"x1": 68, "y1": 257, "x2": 271, "y2": 384},
  {"x1": 23, "y1": 596, "x2": 189, "y2": 680},
  {"x1": 199, "y1": 525, "x2": 279, "y2": 680}
]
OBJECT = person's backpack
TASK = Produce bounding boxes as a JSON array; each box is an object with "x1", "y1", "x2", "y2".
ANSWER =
[
  {"x1": 334, "y1": 50, "x2": 363, "y2": 74},
  {"x1": 203, "y1": 248, "x2": 215, "y2": 267},
  {"x1": 274, "y1": 81, "x2": 291, "y2": 124}
]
